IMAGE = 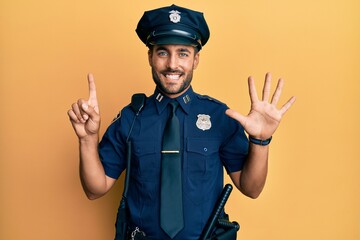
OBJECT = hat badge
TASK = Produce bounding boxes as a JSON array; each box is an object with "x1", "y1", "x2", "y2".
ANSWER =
[{"x1": 169, "y1": 10, "x2": 181, "y2": 23}]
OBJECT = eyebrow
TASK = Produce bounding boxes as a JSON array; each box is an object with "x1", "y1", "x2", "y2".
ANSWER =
[{"x1": 178, "y1": 48, "x2": 191, "y2": 53}]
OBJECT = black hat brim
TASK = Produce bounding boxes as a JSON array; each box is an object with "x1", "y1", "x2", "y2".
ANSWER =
[{"x1": 148, "y1": 35, "x2": 199, "y2": 48}]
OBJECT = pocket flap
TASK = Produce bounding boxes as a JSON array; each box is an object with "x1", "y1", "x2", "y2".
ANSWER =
[
  {"x1": 187, "y1": 138, "x2": 220, "y2": 156},
  {"x1": 133, "y1": 140, "x2": 156, "y2": 156}
]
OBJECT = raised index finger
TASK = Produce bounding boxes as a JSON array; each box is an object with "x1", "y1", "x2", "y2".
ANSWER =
[
  {"x1": 87, "y1": 73, "x2": 97, "y2": 102},
  {"x1": 87, "y1": 73, "x2": 100, "y2": 114}
]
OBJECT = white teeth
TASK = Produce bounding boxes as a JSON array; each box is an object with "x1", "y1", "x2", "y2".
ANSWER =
[{"x1": 166, "y1": 74, "x2": 180, "y2": 80}]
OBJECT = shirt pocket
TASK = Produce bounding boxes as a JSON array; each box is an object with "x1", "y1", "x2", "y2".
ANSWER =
[
  {"x1": 186, "y1": 138, "x2": 221, "y2": 178},
  {"x1": 185, "y1": 138, "x2": 222, "y2": 205},
  {"x1": 132, "y1": 140, "x2": 160, "y2": 180}
]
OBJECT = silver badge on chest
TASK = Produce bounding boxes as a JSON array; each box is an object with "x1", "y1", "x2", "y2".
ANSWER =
[
  {"x1": 169, "y1": 10, "x2": 181, "y2": 23},
  {"x1": 196, "y1": 114, "x2": 211, "y2": 131}
]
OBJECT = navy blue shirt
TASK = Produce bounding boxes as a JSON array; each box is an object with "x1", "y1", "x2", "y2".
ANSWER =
[{"x1": 99, "y1": 86, "x2": 249, "y2": 240}]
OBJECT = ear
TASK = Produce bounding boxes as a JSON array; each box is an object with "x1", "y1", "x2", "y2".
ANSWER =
[
  {"x1": 193, "y1": 52, "x2": 200, "y2": 70},
  {"x1": 147, "y1": 49, "x2": 153, "y2": 67}
]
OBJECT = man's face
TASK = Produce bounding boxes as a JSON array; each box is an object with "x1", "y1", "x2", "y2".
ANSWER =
[{"x1": 148, "y1": 44, "x2": 200, "y2": 98}]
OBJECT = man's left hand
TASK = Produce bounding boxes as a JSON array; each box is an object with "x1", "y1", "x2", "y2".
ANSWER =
[{"x1": 226, "y1": 73, "x2": 296, "y2": 140}]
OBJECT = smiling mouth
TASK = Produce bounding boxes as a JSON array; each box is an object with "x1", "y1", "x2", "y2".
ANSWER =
[{"x1": 165, "y1": 74, "x2": 181, "y2": 80}]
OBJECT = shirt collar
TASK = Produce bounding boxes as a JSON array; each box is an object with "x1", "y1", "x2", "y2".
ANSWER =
[{"x1": 154, "y1": 86, "x2": 194, "y2": 115}]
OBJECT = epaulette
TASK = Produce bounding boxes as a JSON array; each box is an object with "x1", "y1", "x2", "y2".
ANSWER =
[{"x1": 197, "y1": 94, "x2": 224, "y2": 105}]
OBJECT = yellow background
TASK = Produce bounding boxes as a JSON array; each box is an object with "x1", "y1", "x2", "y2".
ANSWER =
[{"x1": 1, "y1": 0, "x2": 359, "y2": 239}]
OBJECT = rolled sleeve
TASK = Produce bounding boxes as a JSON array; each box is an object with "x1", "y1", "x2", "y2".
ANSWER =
[{"x1": 220, "y1": 121, "x2": 249, "y2": 173}]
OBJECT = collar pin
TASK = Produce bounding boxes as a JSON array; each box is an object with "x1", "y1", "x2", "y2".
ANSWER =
[
  {"x1": 156, "y1": 93, "x2": 164, "y2": 102},
  {"x1": 183, "y1": 95, "x2": 191, "y2": 104}
]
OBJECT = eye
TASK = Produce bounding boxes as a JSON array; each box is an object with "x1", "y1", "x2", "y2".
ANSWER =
[
  {"x1": 157, "y1": 51, "x2": 168, "y2": 57},
  {"x1": 179, "y1": 52, "x2": 189, "y2": 57}
]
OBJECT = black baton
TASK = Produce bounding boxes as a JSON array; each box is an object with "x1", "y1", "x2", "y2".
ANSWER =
[{"x1": 200, "y1": 184, "x2": 233, "y2": 240}]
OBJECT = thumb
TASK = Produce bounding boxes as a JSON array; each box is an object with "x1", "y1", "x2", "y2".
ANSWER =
[
  {"x1": 82, "y1": 102, "x2": 100, "y2": 123},
  {"x1": 225, "y1": 109, "x2": 247, "y2": 127}
]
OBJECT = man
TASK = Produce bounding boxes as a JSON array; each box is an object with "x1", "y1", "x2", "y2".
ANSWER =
[{"x1": 67, "y1": 4, "x2": 295, "y2": 240}]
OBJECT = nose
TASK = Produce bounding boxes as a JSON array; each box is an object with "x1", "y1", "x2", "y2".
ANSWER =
[{"x1": 166, "y1": 54, "x2": 178, "y2": 70}]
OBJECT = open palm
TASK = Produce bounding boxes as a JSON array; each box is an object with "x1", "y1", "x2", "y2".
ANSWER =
[{"x1": 226, "y1": 73, "x2": 296, "y2": 140}]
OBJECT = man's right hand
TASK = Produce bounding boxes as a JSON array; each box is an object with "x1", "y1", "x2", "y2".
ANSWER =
[{"x1": 68, "y1": 73, "x2": 101, "y2": 139}]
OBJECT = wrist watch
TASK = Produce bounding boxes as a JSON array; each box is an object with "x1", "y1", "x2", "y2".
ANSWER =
[{"x1": 249, "y1": 136, "x2": 272, "y2": 146}]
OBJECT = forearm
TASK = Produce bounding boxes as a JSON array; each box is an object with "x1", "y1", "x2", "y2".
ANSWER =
[
  {"x1": 237, "y1": 143, "x2": 269, "y2": 198},
  {"x1": 79, "y1": 135, "x2": 108, "y2": 199}
]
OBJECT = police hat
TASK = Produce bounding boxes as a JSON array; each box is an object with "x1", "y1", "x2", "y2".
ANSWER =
[{"x1": 136, "y1": 4, "x2": 210, "y2": 50}]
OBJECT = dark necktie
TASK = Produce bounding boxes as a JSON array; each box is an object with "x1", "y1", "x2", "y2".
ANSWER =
[{"x1": 160, "y1": 101, "x2": 184, "y2": 238}]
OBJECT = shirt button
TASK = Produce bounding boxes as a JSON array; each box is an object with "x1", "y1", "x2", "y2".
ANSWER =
[{"x1": 203, "y1": 147, "x2": 208, "y2": 152}]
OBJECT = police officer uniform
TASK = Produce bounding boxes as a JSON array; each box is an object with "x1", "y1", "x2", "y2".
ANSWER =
[{"x1": 98, "y1": 5, "x2": 249, "y2": 240}]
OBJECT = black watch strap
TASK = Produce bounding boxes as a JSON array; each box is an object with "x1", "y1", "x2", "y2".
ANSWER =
[{"x1": 249, "y1": 136, "x2": 272, "y2": 146}]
